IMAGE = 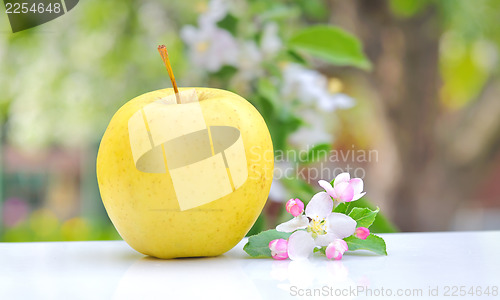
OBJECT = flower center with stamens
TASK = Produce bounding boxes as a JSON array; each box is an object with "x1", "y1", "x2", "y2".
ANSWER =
[
  {"x1": 196, "y1": 41, "x2": 209, "y2": 53},
  {"x1": 307, "y1": 219, "x2": 327, "y2": 238}
]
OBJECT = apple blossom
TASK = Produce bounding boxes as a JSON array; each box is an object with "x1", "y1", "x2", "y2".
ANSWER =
[
  {"x1": 282, "y1": 64, "x2": 355, "y2": 150},
  {"x1": 326, "y1": 239, "x2": 348, "y2": 260},
  {"x1": 355, "y1": 227, "x2": 370, "y2": 240},
  {"x1": 180, "y1": 24, "x2": 239, "y2": 72},
  {"x1": 269, "y1": 239, "x2": 289, "y2": 260},
  {"x1": 276, "y1": 192, "x2": 356, "y2": 260},
  {"x1": 231, "y1": 41, "x2": 263, "y2": 85},
  {"x1": 180, "y1": 0, "x2": 238, "y2": 73},
  {"x1": 318, "y1": 172, "x2": 366, "y2": 203},
  {"x1": 198, "y1": 0, "x2": 228, "y2": 27},
  {"x1": 281, "y1": 63, "x2": 355, "y2": 112},
  {"x1": 286, "y1": 198, "x2": 304, "y2": 217}
]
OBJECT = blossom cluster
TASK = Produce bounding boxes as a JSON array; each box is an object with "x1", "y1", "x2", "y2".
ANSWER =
[
  {"x1": 181, "y1": 0, "x2": 355, "y2": 148},
  {"x1": 269, "y1": 173, "x2": 370, "y2": 260}
]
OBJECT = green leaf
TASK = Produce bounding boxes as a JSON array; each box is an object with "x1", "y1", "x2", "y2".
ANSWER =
[
  {"x1": 243, "y1": 229, "x2": 292, "y2": 258},
  {"x1": 297, "y1": 0, "x2": 329, "y2": 20},
  {"x1": 262, "y1": 61, "x2": 283, "y2": 78},
  {"x1": 300, "y1": 143, "x2": 331, "y2": 164},
  {"x1": 348, "y1": 207, "x2": 380, "y2": 228},
  {"x1": 210, "y1": 65, "x2": 237, "y2": 80},
  {"x1": 314, "y1": 247, "x2": 326, "y2": 255},
  {"x1": 345, "y1": 234, "x2": 387, "y2": 255},
  {"x1": 258, "y1": 5, "x2": 300, "y2": 22},
  {"x1": 389, "y1": 0, "x2": 429, "y2": 18},
  {"x1": 217, "y1": 13, "x2": 238, "y2": 35},
  {"x1": 345, "y1": 198, "x2": 399, "y2": 233},
  {"x1": 246, "y1": 213, "x2": 266, "y2": 237},
  {"x1": 255, "y1": 78, "x2": 303, "y2": 151},
  {"x1": 333, "y1": 202, "x2": 349, "y2": 214},
  {"x1": 322, "y1": 185, "x2": 397, "y2": 232},
  {"x1": 288, "y1": 25, "x2": 372, "y2": 70},
  {"x1": 257, "y1": 78, "x2": 280, "y2": 108},
  {"x1": 284, "y1": 49, "x2": 308, "y2": 65}
]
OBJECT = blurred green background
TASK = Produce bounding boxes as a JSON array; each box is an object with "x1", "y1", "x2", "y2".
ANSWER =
[{"x1": 1, "y1": 0, "x2": 500, "y2": 242}]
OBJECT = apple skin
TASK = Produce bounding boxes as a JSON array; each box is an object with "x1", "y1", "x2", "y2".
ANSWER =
[{"x1": 97, "y1": 88, "x2": 274, "y2": 258}]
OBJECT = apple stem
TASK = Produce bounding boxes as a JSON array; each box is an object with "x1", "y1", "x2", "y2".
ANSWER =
[{"x1": 158, "y1": 45, "x2": 181, "y2": 104}]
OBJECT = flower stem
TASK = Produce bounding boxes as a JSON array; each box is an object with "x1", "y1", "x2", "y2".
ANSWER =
[{"x1": 157, "y1": 45, "x2": 181, "y2": 104}]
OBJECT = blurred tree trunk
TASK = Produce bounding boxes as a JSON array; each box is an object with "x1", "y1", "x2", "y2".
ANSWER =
[
  {"x1": 329, "y1": 0, "x2": 445, "y2": 231},
  {"x1": 329, "y1": 0, "x2": 500, "y2": 231}
]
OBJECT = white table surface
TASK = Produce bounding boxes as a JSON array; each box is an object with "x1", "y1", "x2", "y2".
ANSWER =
[{"x1": 1, "y1": 231, "x2": 499, "y2": 300}]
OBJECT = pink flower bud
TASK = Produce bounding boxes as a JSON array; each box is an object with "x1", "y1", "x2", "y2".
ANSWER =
[
  {"x1": 355, "y1": 227, "x2": 370, "y2": 240},
  {"x1": 269, "y1": 239, "x2": 289, "y2": 260},
  {"x1": 285, "y1": 198, "x2": 304, "y2": 217},
  {"x1": 326, "y1": 239, "x2": 348, "y2": 260}
]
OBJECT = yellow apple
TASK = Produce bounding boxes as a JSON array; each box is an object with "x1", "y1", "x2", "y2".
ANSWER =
[{"x1": 96, "y1": 87, "x2": 274, "y2": 258}]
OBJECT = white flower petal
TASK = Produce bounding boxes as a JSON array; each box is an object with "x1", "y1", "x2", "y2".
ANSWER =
[
  {"x1": 334, "y1": 182, "x2": 354, "y2": 202},
  {"x1": 305, "y1": 192, "x2": 333, "y2": 220},
  {"x1": 288, "y1": 231, "x2": 315, "y2": 260},
  {"x1": 314, "y1": 233, "x2": 336, "y2": 247},
  {"x1": 331, "y1": 93, "x2": 355, "y2": 109},
  {"x1": 317, "y1": 95, "x2": 337, "y2": 112},
  {"x1": 318, "y1": 180, "x2": 331, "y2": 190},
  {"x1": 276, "y1": 215, "x2": 309, "y2": 233},
  {"x1": 261, "y1": 22, "x2": 282, "y2": 57},
  {"x1": 318, "y1": 180, "x2": 336, "y2": 198},
  {"x1": 180, "y1": 25, "x2": 199, "y2": 44},
  {"x1": 327, "y1": 213, "x2": 356, "y2": 239},
  {"x1": 334, "y1": 173, "x2": 351, "y2": 188},
  {"x1": 352, "y1": 192, "x2": 366, "y2": 201},
  {"x1": 198, "y1": 0, "x2": 228, "y2": 27},
  {"x1": 349, "y1": 178, "x2": 364, "y2": 196}
]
